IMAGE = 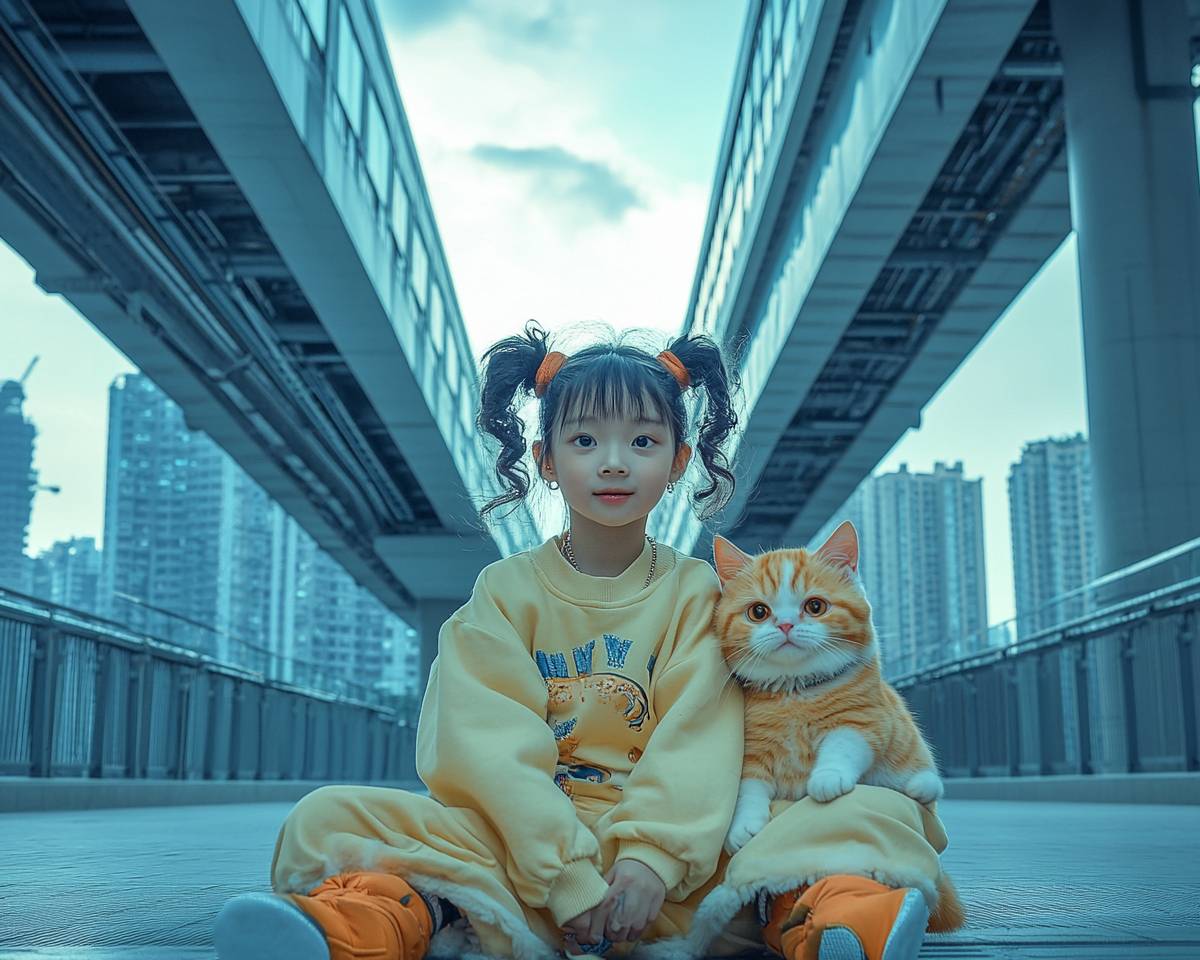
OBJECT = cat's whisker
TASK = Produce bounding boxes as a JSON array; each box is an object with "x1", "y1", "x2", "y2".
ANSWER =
[
  {"x1": 726, "y1": 646, "x2": 766, "y2": 678},
  {"x1": 727, "y1": 644, "x2": 774, "y2": 681}
]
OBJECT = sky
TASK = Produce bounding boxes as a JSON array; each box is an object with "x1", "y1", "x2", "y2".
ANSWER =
[{"x1": 1, "y1": 0, "x2": 1093, "y2": 627}]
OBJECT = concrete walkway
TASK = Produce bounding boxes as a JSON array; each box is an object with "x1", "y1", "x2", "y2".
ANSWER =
[{"x1": 0, "y1": 799, "x2": 1196, "y2": 958}]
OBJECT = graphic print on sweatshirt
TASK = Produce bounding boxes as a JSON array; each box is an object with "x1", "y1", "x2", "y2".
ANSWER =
[{"x1": 535, "y1": 634, "x2": 654, "y2": 797}]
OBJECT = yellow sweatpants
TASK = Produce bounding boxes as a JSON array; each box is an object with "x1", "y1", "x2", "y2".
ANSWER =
[{"x1": 271, "y1": 784, "x2": 949, "y2": 960}]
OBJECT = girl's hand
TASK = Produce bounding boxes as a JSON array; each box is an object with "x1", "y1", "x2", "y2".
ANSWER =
[
  {"x1": 562, "y1": 904, "x2": 610, "y2": 952},
  {"x1": 601, "y1": 859, "x2": 666, "y2": 943}
]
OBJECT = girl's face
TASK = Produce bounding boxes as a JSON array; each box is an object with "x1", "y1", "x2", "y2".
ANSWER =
[{"x1": 534, "y1": 398, "x2": 689, "y2": 529}]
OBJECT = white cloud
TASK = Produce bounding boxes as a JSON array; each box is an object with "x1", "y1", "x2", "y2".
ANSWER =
[{"x1": 386, "y1": 14, "x2": 711, "y2": 355}]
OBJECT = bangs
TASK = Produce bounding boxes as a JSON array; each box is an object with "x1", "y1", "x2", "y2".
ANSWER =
[{"x1": 553, "y1": 352, "x2": 674, "y2": 431}]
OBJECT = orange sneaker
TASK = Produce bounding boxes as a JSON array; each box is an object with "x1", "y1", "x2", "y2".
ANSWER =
[
  {"x1": 761, "y1": 875, "x2": 929, "y2": 960},
  {"x1": 214, "y1": 871, "x2": 434, "y2": 960}
]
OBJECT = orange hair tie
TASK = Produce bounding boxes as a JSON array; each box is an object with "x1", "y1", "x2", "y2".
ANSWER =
[
  {"x1": 534, "y1": 350, "x2": 568, "y2": 397},
  {"x1": 657, "y1": 350, "x2": 691, "y2": 390}
]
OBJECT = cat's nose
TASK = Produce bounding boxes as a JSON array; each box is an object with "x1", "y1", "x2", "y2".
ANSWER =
[{"x1": 777, "y1": 621, "x2": 794, "y2": 636}]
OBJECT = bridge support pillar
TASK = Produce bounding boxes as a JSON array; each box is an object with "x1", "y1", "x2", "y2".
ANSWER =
[
  {"x1": 415, "y1": 597, "x2": 463, "y2": 693},
  {"x1": 1052, "y1": 0, "x2": 1200, "y2": 583}
]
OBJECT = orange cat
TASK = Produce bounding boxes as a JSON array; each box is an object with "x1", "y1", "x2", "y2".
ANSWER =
[{"x1": 712, "y1": 520, "x2": 964, "y2": 931}]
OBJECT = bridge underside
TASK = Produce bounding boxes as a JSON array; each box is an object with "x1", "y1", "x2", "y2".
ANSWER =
[
  {"x1": 727, "y1": 1, "x2": 1070, "y2": 551},
  {"x1": 0, "y1": 0, "x2": 492, "y2": 611}
]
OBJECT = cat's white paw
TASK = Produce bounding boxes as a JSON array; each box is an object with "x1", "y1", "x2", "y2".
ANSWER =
[
  {"x1": 903, "y1": 770, "x2": 944, "y2": 804},
  {"x1": 807, "y1": 767, "x2": 858, "y2": 802},
  {"x1": 724, "y1": 807, "x2": 769, "y2": 855}
]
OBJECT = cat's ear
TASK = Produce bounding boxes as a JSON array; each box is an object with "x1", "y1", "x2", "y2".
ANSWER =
[
  {"x1": 814, "y1": 520, "x2": 859, "y2": 573},
  {"x1": 713, "y1": 535, "x2": 754, "y2": 585}
]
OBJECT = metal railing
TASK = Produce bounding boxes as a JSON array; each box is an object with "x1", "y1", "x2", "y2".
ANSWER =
[
  {"x1": 0, "y1": 591, "x2": 418, "y2": 781},
  {"x1": 6, "y1": 540, "x2": 1196, "y2": 785},
  {"x1": 895, "y1": 541, "x2": 1200, "y2": 778},
  {"x1": 104, "y1": 589, "x2": 409, "y2": 706}
]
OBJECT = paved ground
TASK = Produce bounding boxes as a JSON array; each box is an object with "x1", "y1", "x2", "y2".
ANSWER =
[{"x1": 0, "y1": 799, "x2": 1196, "y2": 959}]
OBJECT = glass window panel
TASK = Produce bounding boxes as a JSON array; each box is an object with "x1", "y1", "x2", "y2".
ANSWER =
[
  {"x1": 739, "y1": 91, "x2": 752, "y2": 162},
  {"x1": 336, "y1": 8, "x2": 364, "y2": 135},
  {"x1": 763, "y1": 4, "x2": 775, "y2": 58},
  {"x1": 773, "y1": 55, "x2": 784, "y2": 107},
  {"x1": 446, "y1": 333, "x2": 460, "y2": 383},
  {"x1": 364, "y1": 90, "x2": 390, "y2": 201},
  {"x1": 298, "y1": 0, "x2": 327, "y2": 47},
  {"x1": 391, "y1": 174, "x2": 409, "y2": 256},
  {"x1": 459, "y1": 382, "x2": 474, "y2": 435},
  {"x1": 730, "y1": 186, "x2": 744, "y2": 249},
  {"x1": 411, "y1": 229, "x2": 429, "y2": 310},
  {"x1": 761, "y1": 79, "x2": 774, "y2": 143},
  {"x1": 421, "y1": 340, "x2": 437, "y2": 398},
  {"x1": 782, "y1": 0, "x2": 797, "y2": 71},
  {"x1": 437, "y1": 379, "x2": 453, "y2": 433},
  {"x1": 430, "y1": 282, "x2": 445, "y2": 354},
  {"x1": 752, "y1": 122, "x2": 764, "y2": 184},
  {"x1": 771, "y1": 0, "x2": 783, "y2": 44},
  {"x1": 703, "y1": 246, "x2": 718, "y2": 300}
]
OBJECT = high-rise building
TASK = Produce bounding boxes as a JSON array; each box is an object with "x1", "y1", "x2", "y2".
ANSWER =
[
  {"x1": 101, "y1": 373, "x2": 231, "y2": 652},
  {"x1": 1008, "y1": 434, "x2": 1098, "y2": 638},
  {"x1": 31, "y1": 536, "x2": 103, "y2": 613},
  {"x1": 0, "y1": 378, "x2": 37, "y2": 593},
  {"x1": 101, "y1": 373, "x2": 417, "y2": 695},
  {"x1": 814, "y1": 462, "x2": 989, "y2": 678}
]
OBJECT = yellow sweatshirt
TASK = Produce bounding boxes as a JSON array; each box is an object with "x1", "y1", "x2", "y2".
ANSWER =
[{"x1": 416, "y1": 535, "x2": 744, "y2": 928}]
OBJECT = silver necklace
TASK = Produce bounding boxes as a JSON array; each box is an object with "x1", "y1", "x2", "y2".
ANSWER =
[{"x1": 561, "y1": 529, "x2": 657, "y2": 589}]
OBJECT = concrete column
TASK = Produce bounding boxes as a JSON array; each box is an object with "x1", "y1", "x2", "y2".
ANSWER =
[
  {"x1": 1052, "y1": 0, "x2": 1200, "y2": 582},
  {"x1": 416, "y1": 597, "x2": 463, "y2": 693}
]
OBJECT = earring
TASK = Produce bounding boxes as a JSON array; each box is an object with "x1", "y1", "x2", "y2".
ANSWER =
[
  {"x1": 546, "y1": 480, "x2": 560, "y2": 491},
  {"x1": 667, "y1": 481, "x2": 677, "y2": 494}
]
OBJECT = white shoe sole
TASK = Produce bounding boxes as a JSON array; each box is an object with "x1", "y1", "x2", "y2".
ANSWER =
[
  {"x1": 818, "y1": 888, "x2": 929, "y2": 960},
  {"x1": 214, "y1": 891, "x2": 331, "y2": 960}
]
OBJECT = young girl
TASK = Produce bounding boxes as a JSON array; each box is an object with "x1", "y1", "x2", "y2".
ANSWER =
[{"x1": 213, "y1": 322, "x2": 952, "y2": 960}]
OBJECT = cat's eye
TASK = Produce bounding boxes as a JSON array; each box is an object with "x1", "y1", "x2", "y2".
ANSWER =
[
  {"x1": 805, "y1": 598, "x2": 828, "y2": 616},
  {"x1": 747, "y1": 602, "x2": 771, "y2": 622}
]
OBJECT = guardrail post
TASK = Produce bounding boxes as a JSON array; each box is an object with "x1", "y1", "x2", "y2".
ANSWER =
[
  {"x1": 202, "y1": 672, "x2": 215, "y2": 779},
  {"x1": 1033, "y1": 652, "x2": 1053, "y2": 776},
  {"x1": 229, "y1": 681, "x2": 244, "y2": 779},
  {"x1": 1006, "y1": 661, "x2": 1023, "y2": 776},
  {"x1": 28, "y1": 626, "x2": 60, "y2": 777},
  {"x1": 1178, "y1": 611, "x2": 1197, "y2": 771},
  {"x1": 258, "y1": 685, "x2": 269, "y2": 780},
  {"x1": 964, "y1": 675, "x2": 980, "y2": 777},
  {"x1": 175, "y1": 669, "x2": 191, "y2": 779},
  {"x1": 126, "y1": 652, "x2": 148, "y2": 779},
  {"x1": 89, "y1": 644, "x2": 113, "y2": 778},
  {"x1": 1073, "y1": 641, "x2": 1093, "y2": 774},
  {"x1": 301, "y1": 699, "x2": 313, "y2": 779},
  {"x1": 1120, "y1": 630, "x2": 1140, "y2": 773}
]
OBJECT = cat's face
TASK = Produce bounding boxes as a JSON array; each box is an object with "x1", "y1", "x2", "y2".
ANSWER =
[{"x1": 712, "y1": 521, "x2": 875, "y2": 688}]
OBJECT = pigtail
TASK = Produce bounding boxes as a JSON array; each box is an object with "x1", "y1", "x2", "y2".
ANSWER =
[
  {"x1": 476, "y1": 320, "x2": 549, "y2": 520},
  {"x1": 666, "y1": 333, "x2": 741, "y2": 520}
]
